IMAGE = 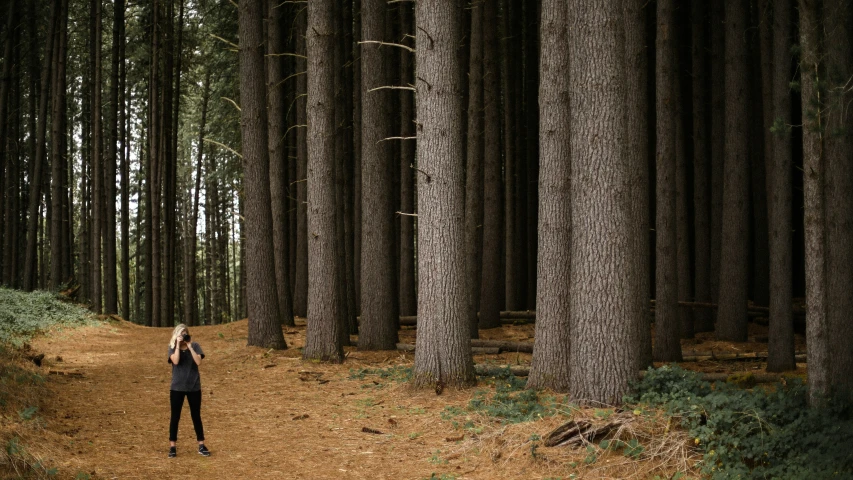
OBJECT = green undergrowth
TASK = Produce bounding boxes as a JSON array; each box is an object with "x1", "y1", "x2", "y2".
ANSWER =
[
  {"x1": 625, "y1": 365, "x2": 853, "y2": 479},
  {"x1": 0, "y1": 288, "x2": 96, "y2": 478},
  {"x1": 0, "y1": 287, "x2": 97, "y2": 347},
  {"x1": 442, "y1": 368, "x2": 562, "y2": 428}
]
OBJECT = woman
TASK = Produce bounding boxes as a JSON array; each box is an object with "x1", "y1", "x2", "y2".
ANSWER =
[{"x1": 167, "y1": 324, "x2": 210, "y2": 457}]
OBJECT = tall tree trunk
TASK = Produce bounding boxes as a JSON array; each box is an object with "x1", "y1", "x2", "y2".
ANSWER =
[
  {"x1": 766, "y1": 0, "x2": 795, "y2": 372},
  {"x1": 411, "y1": 0, "x2": 476, "y2": 390},
  {"x1": 398, "y1": 2, "x2": 416, "y2": 318},
  {"x1": 717, "y1": 0, "x2": 750, "y2": 342},
  {"x1": 0, "y1": 1, "x2": 16, "y2": 275},
  {"x1": 692, "y1": 0, "x2": 713, "y2": 333},
  {"x1": 149, "y1": 0, "x2": 162, "y2": 327},
  {"x1": 160, "y1": 0, "x2": 176, "y2": 327},
  {"x1": 654, "y1": 0, "x2": 682, "y2": 362},
  {"x1": 120, "y1": 11, "x2": 130, "y2": 320},
  {"x1": 184, "y1": 70, "x2": 209, "y2": 327},
  {"x1": 293, "y1": 10, "x2": 308, "y2": 318},
  {"x1": 568, "y1": 0, "x2": 638, "y2": 404},
  {"x1": 238, "y1": 0, "x2": 286, "y2": 342},
  {"x1": 823, "y1": 0, "x2": 853, "y2": 399},
  {"x1": 23, "y1": 0, "x2": 58, "y2": 291},
  {"x1": 464, "y1": 2, "x2": 484, "y2": 339},
  {"x1": 303, "y1": 0, "x2": 344, "y2": 362},
  {"x1": 479, "y1": 0, "x2": 502, "y2": 330},
  {"x1": 750, "y1": 0, "x2": 770, "y2": 309},
  {"x1": 501, "y1": 0, "x2": 518, "y2": 312},
  {"x1": 352, "y1": 0, "x2": 363, "y2": 315},
  {"x1": 709, "y1": 0, "x2": 725, "y2": 316},
  {"x1": 527, "y1": 0, "x2": 571, "y2": 392},
  {"x1": 267, "y1": 0, "x2": 296, "y2": 328},
  {"x1": 359, "y1": 0, "x2": 399, "y2": 350},
  {"x1": 104, "y1": 0, "x2": 124, "y2": 314},
  {"x1": 239, "y1": 0, "x2": 287, "y2": 347},
  {"x1": 90, "y1": 0, "x2": 103, "y2": 311},
  {"x1": 50, "y1": 0, "x2": 69, "y2": 290},
  {"x1": 624, "y1": 0, "x2": 653, "y2": 369},
  {"x1": 524, "y1": 0, "x2": 540, "y2": 310},
  {"x1": 675, "y1": 71, "x2": 693, "y2": 340},
  {"x1": 799, "y1": 0, "x2": 829, "y2": 404}
]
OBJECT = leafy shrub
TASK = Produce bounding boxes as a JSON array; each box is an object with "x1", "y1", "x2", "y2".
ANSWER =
[
  {"x1": 625, "y1": 365, "x2": 853, "y2": 479},
  {"x1": 0, "y1": 288, "x2": 97, "y2": 346}
]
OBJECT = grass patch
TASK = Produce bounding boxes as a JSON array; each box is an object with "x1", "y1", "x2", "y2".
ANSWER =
[
  {"x1": 0, "y1": 288, "x2": 97, "y2": 347},
  {"x1": 626, "y1": 365, "x2": 853, "y2": 479}
]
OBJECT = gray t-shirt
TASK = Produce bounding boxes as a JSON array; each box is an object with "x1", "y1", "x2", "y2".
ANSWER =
[{"x1": 167, "y1": 342, "x2": 205, "y2": 392}]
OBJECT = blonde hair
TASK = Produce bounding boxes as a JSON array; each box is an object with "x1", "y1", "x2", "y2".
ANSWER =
[{"x1": 169, "y1": 324, "x2": 189, "y2": 349}]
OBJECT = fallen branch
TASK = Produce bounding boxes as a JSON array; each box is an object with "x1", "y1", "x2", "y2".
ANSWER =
[{"x1": 544, "y1": 414, "x2": 632, "y2": 447}]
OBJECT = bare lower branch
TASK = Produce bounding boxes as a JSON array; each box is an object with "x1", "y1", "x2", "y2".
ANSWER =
[
  {"x1": 378, "y1": 136, "x2": 417, "y2": 144},
  {"x1": 266, "y1": 52, "x2": 308, "y2": 59},
  {"x1": 209, "y1": 34, "x2": 238, "y2": 50},
  {"x1": 221, "y1": 96, "x2": 241, "y2": 112},
  {"x1": 396, "y1": 211, "x2": 419, "y2": 217},
  {"x1": 368, "y1": 85, "x2": 416, "y2": 92},
  {"x1": 358, "y1": 40, "x2": 415, "y2": 53},
  {"x1": 203, "y1": 138, "x2": 243, "y2": 158}
]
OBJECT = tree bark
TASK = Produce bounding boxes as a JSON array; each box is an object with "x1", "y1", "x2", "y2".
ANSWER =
[
  {"x1": 411, "y1": 0, "x2": 476, "y2": 390},
  {"x1": 23, "y1": 0, "x2": 58, "y2": 291},
  {"x1": 716, "y1": 0, "x2": 750, "y2": 342},
  {"x1": 464, "y1": 2, "x2": 484, "y2": 339},
  {"x1": 303, "y1": 0, "x2": 344, "y2": 362},
  {"x1": 765, "y1": 0, "x2": 795, "y2": 373},
  {"x1": 119, "y1": 9, "x2": 130, "y2": 320},
  {"x1": 568, "y1": 0, "x2": 638, "y2": 404},
  {"x1": 691, "y1": 0, "x2": 713, "y2": 333},
  {"x1": 798, "y1": 0, "x2": 829, "y2": 404},
  {"x1": 527, "y1": 0, "x2": 571, "y2": 392},
  {"x1": 183, "y1": 69, "x2": 210, "y2": 327},
  {"x1": 293, "y1": 10, "x2": 308, "y2": 318},
  {"x1": 239, "y1": 0, "x2": 287, "y2": 349},
  {"x1": 823, "y1": 0, "x2": 853, "y2": 399},
  {"x1": 0, "y1": 1, "x2": 16, "y2": 279},
  {"x1": 654, "y1": 0, "x2": 682, "y2": 361},
  {"x1": 479, "y1": 0, "x2": 503, "y2": 330},
  {"x1": 359, "y1": 0, "x2": 399, "y2": 350},
  {"x1": 500, "y1": 0, "x2": 518, "y2": 312},
  {"x1": 624, "y1": 0, "x2": 653, "y2": 369},
  {"x1": 709, "y1": 0, "x2": 725, "y2": 318},
  {"x1": 398, "y1": 2, "x2": 417, "y2": 318},
  {"x1": 148, "y1": 0, "x2": 162, "y2": 326},
  {"x1": 104, "y1": 0, "x2": 123, "y2": 314},
  {"x1": 50, "y1": 0, "x2": 69, "y2": 291},
  {"x1": 267, "y1": 0, "x2": 296, "y2": 328}
]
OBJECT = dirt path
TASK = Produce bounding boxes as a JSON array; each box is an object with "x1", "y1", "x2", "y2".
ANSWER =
[
  {"x1": 29, "y1": 319, "x2": 551, "y2": 480},
  {"x1": 28, "y1": 318, "x2": 801, "y2": 479}
]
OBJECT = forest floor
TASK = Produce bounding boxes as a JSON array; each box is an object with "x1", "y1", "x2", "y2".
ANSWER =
[{"x1": 8, "y1": 316, "x2": 807, "y2": 480}]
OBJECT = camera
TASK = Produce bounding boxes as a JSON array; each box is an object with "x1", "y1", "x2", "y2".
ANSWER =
[{"x1": 182, "y1": 333, "x2": 191, "y2": 342}]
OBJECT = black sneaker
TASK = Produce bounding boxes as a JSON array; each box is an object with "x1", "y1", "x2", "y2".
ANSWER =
[
  {"x1": 198, "y1": 444, "x2": 210, "y2": 457},
  {"x1": 168, "y1": 447, "x2": 176, "y2": 458}
]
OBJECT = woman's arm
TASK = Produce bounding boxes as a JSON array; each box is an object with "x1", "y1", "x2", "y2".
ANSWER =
[
  {"x1": 188, "y1": 343, "x2": 203, "y2": 366},
  {"x1": 169, "y1": 346, "x2": 181, "y2": 365}
]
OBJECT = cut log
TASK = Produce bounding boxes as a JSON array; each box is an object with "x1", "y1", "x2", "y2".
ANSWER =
[
  {"x1": 680, "y1": 351, "x2": 807, "y2": 362},
  {"x1": 352, "y1": 342, "x2": 499, "y2": 355},
  {"x1": 474, "y1": 364, "x2": 802, "y2": 385},
  {"x1": 470, "y1": 339, "x2": 533, "y2": 353}
]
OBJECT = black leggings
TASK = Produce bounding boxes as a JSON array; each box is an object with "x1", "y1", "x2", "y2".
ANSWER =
[{"x1": 169, "y1": 390, "x2": 204, "y2": 442}]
